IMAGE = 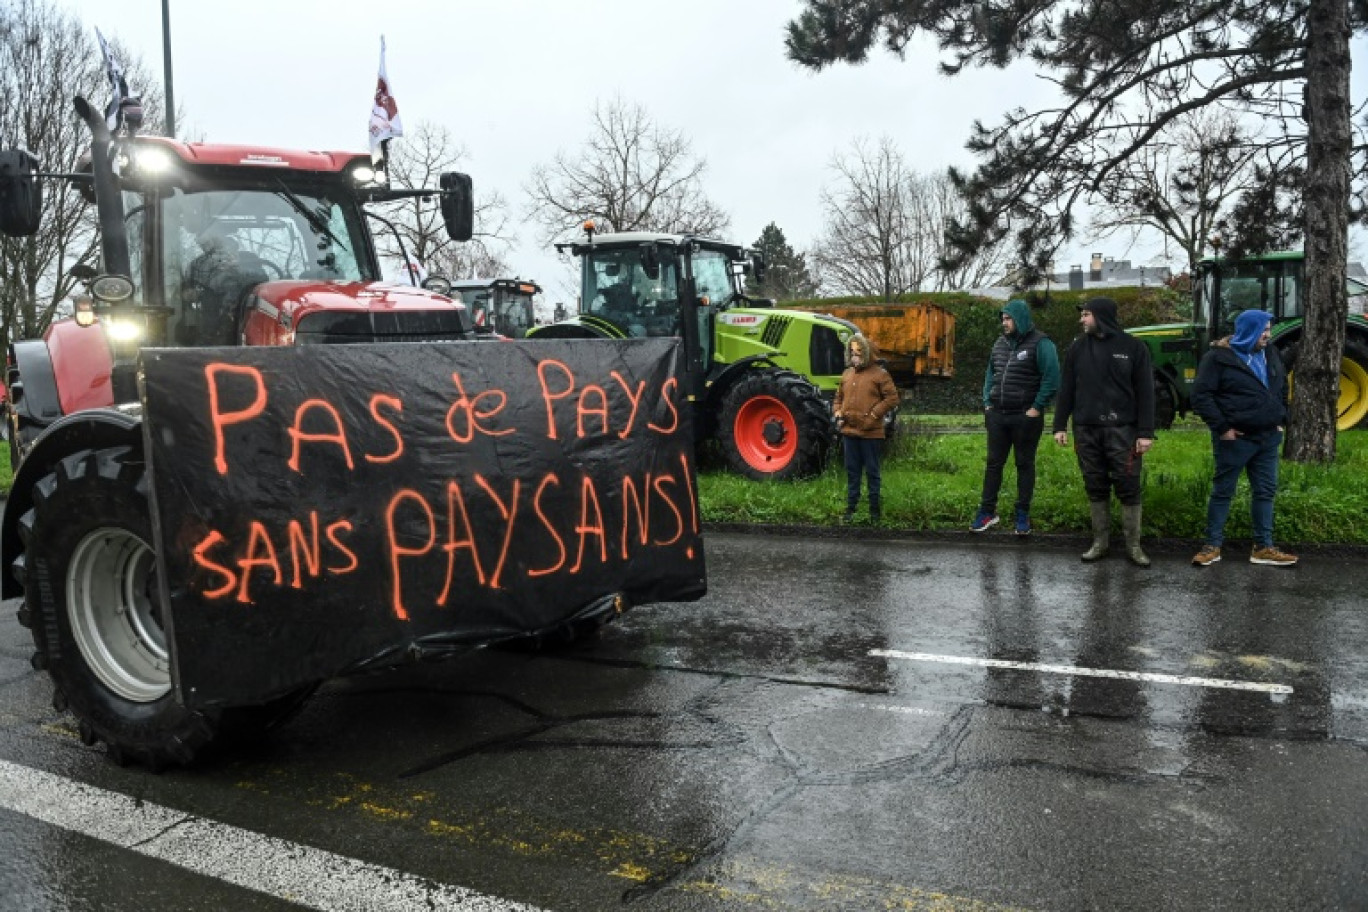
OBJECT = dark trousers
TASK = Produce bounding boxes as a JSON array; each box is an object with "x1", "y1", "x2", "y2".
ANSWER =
[
  {"x1": 1205, "y1": 429, "x2": 1281, "y2": 548},
  {"x1": 843, "y1": 436, "x2": 882, "y2": 513},
  {"x1": 1074, "y1": 424, "x2": 1143, "y2": 505},
  {"x1": 979, "y1": 409, "x2": 1045, "y2": 514}
]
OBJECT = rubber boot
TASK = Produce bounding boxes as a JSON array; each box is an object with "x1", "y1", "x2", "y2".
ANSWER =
[
  {"x1": 869, "y1": 496, "x2": 881, "y2": 525},
  {"x1": 1122, "y1": 503, "x2": 1150, "y2": 567},
  {"x1": 1081, "y1": 501, "x2": 1111, "y2": 561}
]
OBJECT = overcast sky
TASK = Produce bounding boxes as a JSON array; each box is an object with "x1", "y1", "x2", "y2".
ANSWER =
[{"x1": 60, "y1": 1, "x2": 1368, "y2": 300}]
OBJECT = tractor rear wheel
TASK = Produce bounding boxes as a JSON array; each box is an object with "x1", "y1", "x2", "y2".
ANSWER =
[
  {"x1": 1283, "y1": 339, "x2": 1368, "y2": 430},
  {"x1": 15, "y1": 446, "x2": 310, "y2": 769},
  {"x1": 717, "y1": 369, "x2": 831, "y2": 480},
  {"x1": 1154, "y1": 380, "x2": 1177, "y2": 431}
]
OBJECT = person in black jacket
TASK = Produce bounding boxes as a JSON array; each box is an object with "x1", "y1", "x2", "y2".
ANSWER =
[
  {"x1": 1052, "y1": 297, "x2": 1156, "y2": 565},
  {"x1": 1189, "y1": 309, "x2": 1298, "y2": 567}
]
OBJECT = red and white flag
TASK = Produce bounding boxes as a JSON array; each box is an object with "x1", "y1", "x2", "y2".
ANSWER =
[{"x1": 368, "y1": 36, "x2": 403, "y2": 162}]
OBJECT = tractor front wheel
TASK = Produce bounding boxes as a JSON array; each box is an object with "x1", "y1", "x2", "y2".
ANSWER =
[
  {"x1": 717, "y1": 369, "x2": 832, "y2": 480},
  {"x1": 15, "y1": 446, "x2": 310, "y2": 769}
]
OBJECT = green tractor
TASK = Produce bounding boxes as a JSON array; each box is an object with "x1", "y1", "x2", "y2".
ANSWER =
[
  {"x1": 450, "y1": 277, "x2": 542, "y2": 338},
  {"x1": 1132, "y1": 250, "x2": 1368, "y2": 430},
  {"x1": 529, "y1": 227, "x2": 864, "y2": 479}
]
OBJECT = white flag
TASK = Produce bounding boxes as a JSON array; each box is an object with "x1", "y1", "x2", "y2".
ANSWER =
[
  {"x1": 368, "y1": 36, "x2": 403, "y2": 162},
  {"x1": 95, "y1": 27, "x2": 127, "y2": 130}
]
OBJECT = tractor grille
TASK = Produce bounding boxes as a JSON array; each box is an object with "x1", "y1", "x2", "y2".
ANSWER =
[
  {"x1": 761, "y1": 315, "x2": 790, "y2": 349},
  {"x1": 809, "y1": 325, "x2": 845, "y2": 377},
  {"x1": 295, "y1": 310, "x2": 472, "y2": 344}
]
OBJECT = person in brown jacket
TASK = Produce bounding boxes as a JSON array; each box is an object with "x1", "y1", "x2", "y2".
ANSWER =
[{"x1": 833, "y1": 333, "x2": 901, "y2": 523}]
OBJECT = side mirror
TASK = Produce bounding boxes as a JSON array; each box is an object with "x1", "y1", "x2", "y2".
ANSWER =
[
  {"x1": 439, "y1": 171, "x2": 474, "y2": 242},
  {"x1": 0, "y1": 149, "x2": 43, "y2": 237},
  {"x1": 639, "y1": 243, "x2": 660, "y2": 280},
  {"x1": 750, "y1": 254, "x2": 767, "y2": 284}
]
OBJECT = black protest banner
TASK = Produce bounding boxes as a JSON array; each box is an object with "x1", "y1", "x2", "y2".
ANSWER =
[{"x1": 140, "y1": 338, "x2": 706, "y2": 709}]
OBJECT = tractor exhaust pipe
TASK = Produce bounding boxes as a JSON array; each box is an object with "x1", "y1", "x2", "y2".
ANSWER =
[{"x1": 72, "y1": 96, "x2": 131, "y2": 280}]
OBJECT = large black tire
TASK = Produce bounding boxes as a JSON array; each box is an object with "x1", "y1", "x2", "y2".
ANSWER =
[
  {"x1": 716, "y1": 369, "x2": 832, "y2": 480},
  {"x1": 1281, "y1": 338, "x2": 1368, "y2": 430},
  {"x1": 1154, "y1": 379, "x2": 1176, "y2": 431},
  {"x1": 15, "y1": 446, "x2": 311, "y2": 769}
]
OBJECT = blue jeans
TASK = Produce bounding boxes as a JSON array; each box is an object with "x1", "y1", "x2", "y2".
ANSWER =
[
  {"x1": 843, "y1": 436, "x2": 882, "y2": 513},
  {"x1": 1204, "y1": 429, "x2": 1281, "y2": 548}
]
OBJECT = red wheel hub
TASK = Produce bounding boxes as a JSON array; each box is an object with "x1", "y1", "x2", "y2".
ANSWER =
[{"x1": 732, "y1": 396, "x2": 798, "y2": 471}]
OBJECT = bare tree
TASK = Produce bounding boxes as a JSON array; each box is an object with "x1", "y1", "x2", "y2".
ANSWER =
[
  {"x1": 372, "y1": 120, "x2": 511, "y2": 280},
  {"x1": 913, "y1": 171, "x2": 1014, "y2": 291},
  {"x1": 811, "y1": 137, "x2": 924, "y2": 299},
  {"x1": 0, "y1": 0, "x2": 163, "y2": 349},
  {"x1": 524, "y1": 98, "x2": 729, "y2": 244},
  {"x1": 1088, "y1": 109, "x2": 1267, "y2": 270}
]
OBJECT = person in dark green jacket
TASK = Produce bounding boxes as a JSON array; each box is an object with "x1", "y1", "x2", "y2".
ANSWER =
[{"x1": 972, "y1": 299, "x2": 1060, "y2": 535}]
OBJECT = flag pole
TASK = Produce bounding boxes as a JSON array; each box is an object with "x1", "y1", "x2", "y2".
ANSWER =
[{"x1": 161, "y1": 0, "x2": 175, "y2": 137}]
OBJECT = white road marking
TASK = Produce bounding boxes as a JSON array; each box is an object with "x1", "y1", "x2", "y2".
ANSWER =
[
  {"x1": 0, "y1": 759, "x2": 547, "y2": 912},
  {"x1": 870, "y1": 649, "x2": 1294, "y2": 695},
  {"x1": 854, "y1": 702, "x2": 946, "y2": 717}
]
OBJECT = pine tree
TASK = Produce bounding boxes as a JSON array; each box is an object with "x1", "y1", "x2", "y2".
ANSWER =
[{"x1": 746, "y1": 223, "x2": 818, "y2": 301}]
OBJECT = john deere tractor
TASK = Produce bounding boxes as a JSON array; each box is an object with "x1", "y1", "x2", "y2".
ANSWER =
[
  {"x1": 530, "y1": 227, "x2": 865, "y2": 479},
  {"x1": 1133, "y1": 250, "x2": 1368, "y2": 429}
]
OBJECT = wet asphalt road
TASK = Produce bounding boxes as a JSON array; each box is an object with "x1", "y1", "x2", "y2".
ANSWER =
[{"x1": 0, "y1": 529, "x2": 1366, "y2": 911}]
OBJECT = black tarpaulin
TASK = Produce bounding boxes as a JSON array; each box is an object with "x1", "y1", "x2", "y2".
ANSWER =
[{"x1": 139, "y1": 338, "x2": 706, "y2": 709}]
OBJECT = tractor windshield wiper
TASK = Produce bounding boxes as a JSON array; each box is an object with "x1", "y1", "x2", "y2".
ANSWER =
[{"x1": 272, "y1": 181, "x2": 347, "y2": 251}]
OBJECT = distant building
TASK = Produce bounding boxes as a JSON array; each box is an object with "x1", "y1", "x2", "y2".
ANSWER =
[{"x1": 967, "y1": 252, "x2": 1175, "y2": 301}]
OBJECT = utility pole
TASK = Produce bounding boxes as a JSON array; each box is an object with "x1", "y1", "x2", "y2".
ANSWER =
[{"x1": 161, "y1": 0, "x2": 175, "y2": 137}]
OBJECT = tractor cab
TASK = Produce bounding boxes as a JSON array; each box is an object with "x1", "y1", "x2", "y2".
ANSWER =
[
  {"x1": 81, "y1": 137, "x2": 475, "y2": 351},
  {"x1": 450, "y1": 277, "x2": 542, "y2": 338},
  {"x1": 1193, "y1": 251, "x2": 1305, "y2": 339}
]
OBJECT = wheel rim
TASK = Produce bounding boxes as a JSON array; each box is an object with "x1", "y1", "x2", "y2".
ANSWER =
[
  {"x1": 1337, "y1": 355, "x2": 1368, "y2": 428},
  {"x1": 732, "y1": 395, "x2": 799, "y2": 471},
  {"x1": 67, "y1": 528, "x2": 170, "y2": 702}
]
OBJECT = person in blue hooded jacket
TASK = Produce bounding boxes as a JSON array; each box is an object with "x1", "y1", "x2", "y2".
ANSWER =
[
  {"x1": 1189, "y1": 309, "x2": 1298, "y2": 567},
  {"x1": 972, "y1": 299, "x2": 1060, "y2": 535}
]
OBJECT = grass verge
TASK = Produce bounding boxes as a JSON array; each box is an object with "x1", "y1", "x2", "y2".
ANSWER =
[{"x1": 700, "y1": 423, "x2": 1368, "y2": 546}]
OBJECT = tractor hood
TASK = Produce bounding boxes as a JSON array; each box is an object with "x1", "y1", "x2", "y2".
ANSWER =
[
  {"x1": 252, "y1": 279, "x2": 465, "y2": 320},
  {"x1": 246, "y1": 280, "x2": 474, "y2": 344},
  {"x1": 1128, "y1": 321, "x2": 1194, "y2": 339}
]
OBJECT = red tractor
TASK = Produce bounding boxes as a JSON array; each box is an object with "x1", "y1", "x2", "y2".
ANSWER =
[{"x1": 0, "y1": 94, "x2": 486, "y2": 767}]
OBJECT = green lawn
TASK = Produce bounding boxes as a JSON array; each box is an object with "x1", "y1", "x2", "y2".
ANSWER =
[{"x1": 700, "y1": 422, "x2": 1368, "y2": 545}]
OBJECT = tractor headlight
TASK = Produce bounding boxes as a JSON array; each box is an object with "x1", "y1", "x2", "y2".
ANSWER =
[
  {"x1": 90, "y1": 274, "x2": 135, "y2": 303},
  {"x1": 135, "y1": 146, "x2": 175, "y2": 174},
  {"x1": 105, "y1": 320, "x2": 144, "y2": 342},
  {"x1": 73, "y1": 295, "x2": 97, "y2": 327},
  {"x1": 352, "y1": 164, "x2": 387, "y2": 185},
  {"x1": 422, "y1": 276, "x2": 452, "y2": 296}
]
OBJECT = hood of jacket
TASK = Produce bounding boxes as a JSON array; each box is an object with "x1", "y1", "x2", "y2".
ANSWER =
[
  {"x1": 846, "y1": 332, "x2": 874, "y2": 369},
  {"x1": 1230, "y1": 309, "x2": 1273, "y2": 354},
  {"x1": 1001, "y1": 298, "x2": 1035, "y2": 336},
  {"x1": 1079, "y1": 297, "x2": 1123, "y2": 337}
]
